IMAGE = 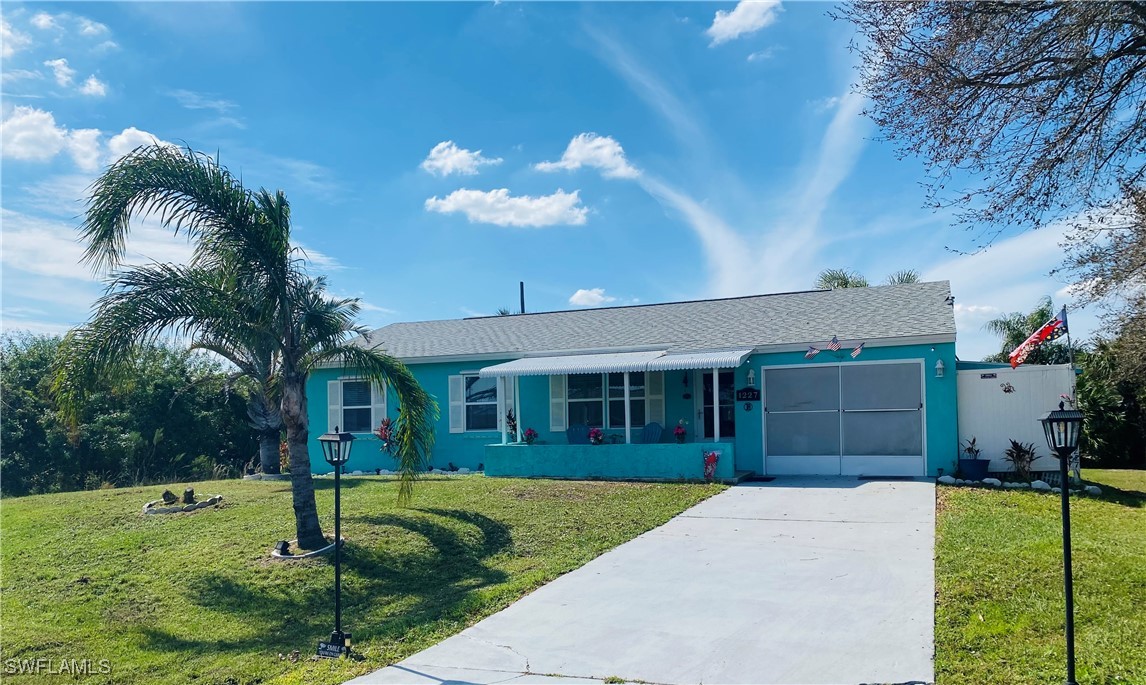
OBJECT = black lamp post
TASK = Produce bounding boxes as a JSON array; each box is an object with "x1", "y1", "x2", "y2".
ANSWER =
[
  {"x1": 317, "y1": 426, "x2": 355, "y2": 657},
  {"x1": 1040, "y1": 406, "x2": 1084, "y2": 685}
]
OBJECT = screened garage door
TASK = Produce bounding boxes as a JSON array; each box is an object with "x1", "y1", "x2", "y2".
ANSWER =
[{"x1": 763, "y1": 362, "x2": 924, "y2": 476}]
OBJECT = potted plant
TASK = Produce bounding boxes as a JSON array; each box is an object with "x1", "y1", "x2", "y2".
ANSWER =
[
  {"x1": 958, "y1": 437, "x2": 990, "y2": 480},
  {"x1": 374, "y1": 418, "x2": 394, "y2": 455},
  {"x1": 588, "y1": 427, "x2": 604, "y2": 445},
  {"x1": 523, "y1": 428, "x2": 538, "y2": 445}
]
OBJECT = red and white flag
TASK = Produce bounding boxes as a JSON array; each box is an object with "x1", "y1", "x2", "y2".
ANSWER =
[
  {"x1": 826, "y1": 335, "x2": 841, "y2": 351},
  {"x1": 805, "y1": 346, "x2": 820, "y2": 359},
  {"x1": 1009, "y1": 307, "x2": 1069, "y2": 368},
  {"x1": 850, "y1": 342, "x2": 865, "y2": 359}
]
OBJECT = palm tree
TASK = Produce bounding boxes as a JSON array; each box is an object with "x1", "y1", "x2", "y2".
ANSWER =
[
  {"x1": 885, "y1": 269, "x2": 920, "y2": 285},
  {"x1": 815, "y1": 268, "x2": 870, "y2": 289},
  {"x1": 816, "y1": 268, "x2": 921, "y2": 289},
  {"x1": 55, "y1": 145, "x2": 437, "y2": 549},
  {"x1": 982, "y1": 296, "x2": 1077, "y2": 365}
]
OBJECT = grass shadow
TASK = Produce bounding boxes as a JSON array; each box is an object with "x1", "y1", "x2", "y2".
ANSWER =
[{"x1": 141, "y1": 508, "x2": 513, "y2": 655}]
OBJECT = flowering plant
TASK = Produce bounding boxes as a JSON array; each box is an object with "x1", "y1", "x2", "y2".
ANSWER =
[
  {"x1": 674, "y1": 419, "x2": 688, "y2": 444},
  {"x1": 588, "y1": 427, "x2": 605, "y2": 445},
  {"x1": 524, "y1": 428, "x2": 538, "y2": 445},
  {"x1": 374, "y1": 418, "x2": 394, "y2": 454}
]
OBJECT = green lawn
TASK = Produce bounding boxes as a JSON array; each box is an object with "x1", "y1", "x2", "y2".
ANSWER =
[
  {"x1": 935, "y1": 469, "x2": 1146, "y2": 684},
  {"x1": 0, "y1": 475, "x2": 724, "y2": 685}
]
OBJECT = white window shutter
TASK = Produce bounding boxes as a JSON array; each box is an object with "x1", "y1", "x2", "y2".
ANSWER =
[
  {"x1": 647, "y1": 371, "x2": 665, "y2": 426},
  {"x1": 371, "y1": 382, "x2": 387, "y2": 431},
  {"x1": 448, "y1": 375, "x2": 465, "y2": 433},
  {"x1": 549, "y1": 375, "x2": 566, "y2": 432},
  {"x1": 327, "y1": 380, "x2": 342, "y2": 433}
]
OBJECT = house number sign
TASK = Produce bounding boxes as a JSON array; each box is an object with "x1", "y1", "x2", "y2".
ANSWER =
[{"x1": 736, "y1": 387, "x2": 761, "y2": 402}]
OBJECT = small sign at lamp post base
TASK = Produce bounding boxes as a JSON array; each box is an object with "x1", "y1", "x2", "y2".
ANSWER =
[{"x1": 317, "y1": 631, "x2": 352, "y2": 659}]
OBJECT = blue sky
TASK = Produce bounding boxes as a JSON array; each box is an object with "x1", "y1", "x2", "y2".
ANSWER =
[{"x1": 1, "y1": 2, "x2": 1097, "y2": 360}]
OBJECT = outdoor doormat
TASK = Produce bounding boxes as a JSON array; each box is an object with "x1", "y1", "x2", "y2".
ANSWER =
[
  {"x1": 858, "y1": 476, "x2": 915, "y2": 481},
  {"x1": 745, "y1": 476, "x2": 776, "y2": 482}
]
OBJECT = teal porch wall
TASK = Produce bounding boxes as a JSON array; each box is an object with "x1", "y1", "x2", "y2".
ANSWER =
[{"x1": 485, "y1": 442, "x2": 735, "y2": 481}]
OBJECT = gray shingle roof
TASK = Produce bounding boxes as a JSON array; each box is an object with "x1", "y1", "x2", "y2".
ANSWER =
[{"x1": 356, "y1": 281, "x2": 955, "y2": 360}]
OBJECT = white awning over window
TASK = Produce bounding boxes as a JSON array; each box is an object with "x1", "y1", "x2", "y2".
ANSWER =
[
  {"x1": 479, "y1": 350, "x2": 666, "y2": 378},
  {"x1": 646, "y1": 349, "x2": 753, "y2": 371},
  {"x1": 479, "y1": 348, "x2": 753, "y2": 378}
]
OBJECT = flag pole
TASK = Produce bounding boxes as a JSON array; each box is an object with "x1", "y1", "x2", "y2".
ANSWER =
[{"x1": 1063, "y1": 305, "x2": 1080, "y2": 484}]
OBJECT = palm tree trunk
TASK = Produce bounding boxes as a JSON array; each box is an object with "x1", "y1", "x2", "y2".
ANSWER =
[
  {"x1": 258, "y1": 433, "x2": 281, "y2": 474},
  {"x1": 281, "y1": 374, "x2": 326, "y2": 549}
]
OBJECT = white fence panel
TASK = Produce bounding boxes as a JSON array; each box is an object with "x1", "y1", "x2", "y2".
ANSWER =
[{"x1": 956, "y1": 364, "x2": 1074, "y2": 473}]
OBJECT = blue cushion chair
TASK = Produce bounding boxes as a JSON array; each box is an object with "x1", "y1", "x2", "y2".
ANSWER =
[
  {"x1": 639, "y1": 422, "x2": 663, "y2": 444},
  {"x1": 566, "y1": 424, "x2": 590, "y2": 445}
]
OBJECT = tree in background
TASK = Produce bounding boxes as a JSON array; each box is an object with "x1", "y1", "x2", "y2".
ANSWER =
[
  {"x1": 815, "y1": 268, "x2": 919, "y2": 289},
  {"x1": 2, "y1": 332, "x2": 254, "y2": 496},
  {"x1": 837, "y1": 2, "x2": 1146, "y2": 247},
  {"x1": 56, "y1": 145, "x2": 437, "y2": 549},
  {"x1": 981, "y1": 296, "x2": 1079, "y2": 366},
  {"x1": 1076, "y1": 338, "x2": 1146, "y2": 468}
]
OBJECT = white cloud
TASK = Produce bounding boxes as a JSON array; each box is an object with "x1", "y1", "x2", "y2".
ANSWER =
[
  {"x1": 1, "y1": 19, "x2": 32, "y2": 58},
  {"x1": 420, "y1": 141, "x2": 503, "y2": 176},
  {"x1": 1, "y1": 107, "x2": 68, "y2": 162},
  {"x1": 707, "y1": 1, "x2": 783, "y2": 46},
  {"x1": 31, "y1": 13, "x2": 59, "y2": 30},
  {"x1": 78, "y1": 18, "x2": 109, "y2": 36},
  {"x1": 535, "y1": 133, "x2": 640, "y2": 179},
  {"x1": 43, "y1": 58, "x2": 76, "y2": 87},
  {"x1": 568, "y1": 288, "x2": 617, "y2": 307},
  {"x1": 106, "y1": 127, "x2": 174, "y2": 163},
  {"x1": 66, "y1": 129, "x2": 103, "y2": 171},
  {"x1": 93, "y1": 40, "x2": 119, "y2": 54},
  {"x1": 425, "y1": 188, "x2": 588, "y2": 227},
  {"x1": 79, "y1": 75, "x2": 107, "y2": 97}
]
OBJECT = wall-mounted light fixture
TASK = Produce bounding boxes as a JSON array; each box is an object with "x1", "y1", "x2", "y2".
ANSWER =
[
  {"x1": 746, "y1": 369, "x2": 756, "y2": 387},
  {"x1": 935, "y1": 359, "x2": 946, "y2": 378}
]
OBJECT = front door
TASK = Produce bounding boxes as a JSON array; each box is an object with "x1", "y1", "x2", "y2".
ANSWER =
[{"x1": 699, "y1": 370, "x2": 736, "y2": 439}]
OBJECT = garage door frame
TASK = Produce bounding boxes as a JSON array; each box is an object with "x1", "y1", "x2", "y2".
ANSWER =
[{"x1": 761, "y1": 359, "x2": 927, "y2": 477}]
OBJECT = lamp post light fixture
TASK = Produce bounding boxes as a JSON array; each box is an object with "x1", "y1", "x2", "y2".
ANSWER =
[
  {"x1": 317, "y1": 426, "x2": 355, "y2": 658},
  {"x1": 1040, "y1": 406, "x2": 1084, "y2": 685}
]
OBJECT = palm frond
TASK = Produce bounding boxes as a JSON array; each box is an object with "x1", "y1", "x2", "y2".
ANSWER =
[{"x1": 309, "y1": 344, "x2": 438, "y2": 505}]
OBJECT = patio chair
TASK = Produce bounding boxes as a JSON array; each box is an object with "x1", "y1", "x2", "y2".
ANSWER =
[
  {"x1": 639, "y1": 422, "x2": 663, "y2": 444},
  {"x1": 566, "y1": 424, "x2": 591, "y2": 444}
]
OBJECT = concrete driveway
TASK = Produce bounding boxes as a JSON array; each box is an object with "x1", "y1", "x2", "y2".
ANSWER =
[{"x1": 348, "y1": 478, "x2": 935, "y2": 685}]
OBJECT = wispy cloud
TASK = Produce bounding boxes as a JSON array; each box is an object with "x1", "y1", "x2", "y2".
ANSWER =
[
  {"x1": 420, "y1": 141, "x2": 502, "y2": 176},
  {"x1": 1, "y1": 19, "x2": 32, "y2": 58},
  {"x1": 2, "y1": 69, "x2": 44, "y2": 83},
  {"x1": 536, "y1": 133, "x2": 639, "y2": 179},
  {"x1": 425, "y1": 188, "x2": 588, "y2": 227},
  {"x1": 166, "y1": 89, "x2": 237, "y2": 114},
  {"x1": 584, "y1": 26, "x2": 707, "y2": 154},
  {"x1": 568, "y1": 288, "x2": 617, "y2": 307},
  {"x1": 746, "y1": 47, "x2": 778, "y2": 62},
  {"x1": 707, "y1": 1, "x2": 783, "y2": 46}
]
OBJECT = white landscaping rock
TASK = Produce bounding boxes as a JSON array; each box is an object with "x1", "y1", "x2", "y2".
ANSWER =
[
  {"x1": 1052, "y1": 487, "x2": 1062, "y2": 494},
  {"x1": 1085, "y1": 485, "x2": 1102, "y2": 495},
  {"x1": 1031, "y1": 480, "x2": 1051, "y2": 491},
  {"x1": 982, "y1": 478, "x2": 1002, "y2": 487},
  {"x1": 458, "y1": 468, "x2": 471, "y2": 474},
  {"x1": 937, "y1": 475, "x2": 956, "y2": 485},
  {"x1": 1018, "y1": 483, "x2": 1031, "y2": 489},
  {"x1": 351, "y1": 470, "x2": 364, "y2": 476},
  {"x1": 1003, "y1": 482, "x2": 1020, "y2": 489}
]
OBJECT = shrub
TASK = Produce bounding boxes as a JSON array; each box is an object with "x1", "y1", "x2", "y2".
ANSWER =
[{"x1": 1003, "y1": 439, "x2": 1039, "y2": 481}]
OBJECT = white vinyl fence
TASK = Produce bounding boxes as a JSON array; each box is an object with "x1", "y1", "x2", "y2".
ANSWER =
[{"x1": 957, "y1": 364, "x2": 1075, "y2": 473}]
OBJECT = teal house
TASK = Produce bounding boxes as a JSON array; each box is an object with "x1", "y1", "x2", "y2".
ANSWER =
[{"x1": 307, "y1": 281, "x2": 959, "y2": 480}]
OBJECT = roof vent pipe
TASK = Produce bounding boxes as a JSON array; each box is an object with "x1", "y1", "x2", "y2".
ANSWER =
[{"x1": 520, "y1": 281, "x2": 526, "y2": 314}]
